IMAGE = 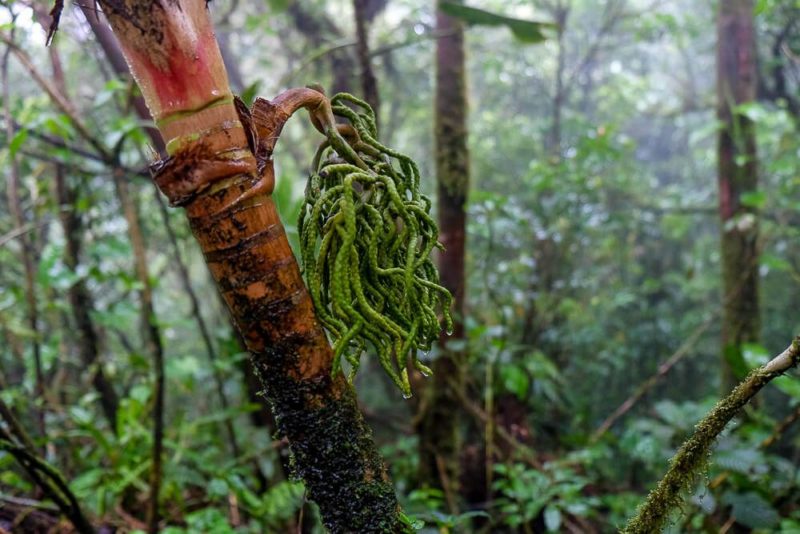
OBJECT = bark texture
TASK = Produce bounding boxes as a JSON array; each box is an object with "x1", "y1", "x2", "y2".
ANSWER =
[
  {"x1": 151, "y1": 96, "x2": 403, "y2": 533},
  {"x1": 717, "y1": 0, "x2": 760, "y2": 389},
  {"x1": 417, "y1": 0, "x2": 469, "y2": 509},
  {"x1": 95, "y1": 2, "x2": 403, "y2": 531}
]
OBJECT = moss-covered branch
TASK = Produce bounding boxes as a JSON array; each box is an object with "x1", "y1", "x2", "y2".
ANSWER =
[{"x1": 623, "y1": 337, "x2": 800, "y2": 533}]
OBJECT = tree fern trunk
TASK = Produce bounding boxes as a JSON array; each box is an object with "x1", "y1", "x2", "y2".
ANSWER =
[{"x1": 93, "y1": 1, "x2": 404, "y2": 531}]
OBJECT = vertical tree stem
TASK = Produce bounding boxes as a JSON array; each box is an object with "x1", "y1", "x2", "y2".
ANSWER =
[
  {"x1": 2, "y1": 21, "x2": 46, "y2": 446},
  {"x1": 717, "y1": 0, "x2": 760, "y2": 390},
  {"x1": 417, "y1": 0, "x2": 470, "y2": 509},
  {"x1": 112, "y1": 172, "x2": 165, "y2": 533}
]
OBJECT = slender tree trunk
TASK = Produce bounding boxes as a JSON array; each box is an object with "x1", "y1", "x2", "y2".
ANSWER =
[
  {"x1": 54, "y1": 167, "x2": 120, "y2": 430},
  {"x1": 36, "y1": 17, "x2": 121, "y2": 433},
  {"x1": 2, "y1": 32, "x2": 46, "y2": 446},
  {"x1": 112, "y1": 171, "x2": 166, "y2": 533},
  {"x1": 94, "y1": 2, "x2": 404, "y2": 531},
  {"x1": 286, "y1": 3, "x2": 356, "y2": 94},
  {"x1": 417, "y1": 0, "x2": 469, "y2": 512},
  {"x1": 717, "y1": 0, "x2": 760, "y2": 390},
  {"x1": 353, "y1": 0, "x2": 380, "y2": 122}
]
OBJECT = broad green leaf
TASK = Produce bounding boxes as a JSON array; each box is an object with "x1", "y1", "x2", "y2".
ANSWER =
[
  {"x1": 440, "y1": 2, "x2": 556, "y2": 43},
  {"x1": 500, "y1": 365, "x2": 530, "y2": 400},
  {"x1": 267, "y1": 0, "x2": 290, "y2": 11},
  {"x1": 722, "y1": 491, "x2": 780, "y2": 529},
  {"x1": 740, "y1": 191, "x2": 766, "y2": 209},
  {"x1": 760, "y1": 253, "x2": 791, "y2": 272},
  {"x1": 544, "y1": 505, "x2": 562, "y2": 532},
  {"x1": 8, "y1": 129, "x2": 27, "y2": 157}
]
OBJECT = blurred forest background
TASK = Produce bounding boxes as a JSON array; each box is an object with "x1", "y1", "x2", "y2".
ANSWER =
[{"x1": 1, "y1": 0, "x2": 800, "y2": 532}]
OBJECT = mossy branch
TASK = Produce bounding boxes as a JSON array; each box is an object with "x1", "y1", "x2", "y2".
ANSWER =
[{"x1": 623, "y1": 336, "x2": 800, "y2": 534}]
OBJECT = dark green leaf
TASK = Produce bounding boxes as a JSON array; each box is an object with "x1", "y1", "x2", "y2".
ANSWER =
[
  {"x1": 8, "y1": 129, "x2": 27, "y2": 157},
  {"x1": 440, "y1": 2, "x2": 556, "y2": 43},
  {"x1": 740, "y1": 191, "x2": 766, "y2": 209},
  {"x1": 722, "y1": 491, "x2": 780, "y2": 529}
]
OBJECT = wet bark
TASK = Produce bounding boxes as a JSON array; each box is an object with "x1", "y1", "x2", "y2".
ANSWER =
[
  {"x1": 417, "y1": 0, "x2": 469, "y2": 511},
  {"x1": 717, "y1": 0, "x2": 760, "y2": 390},
  {"x1": 94, "y1": 1, "x2": 404, "y2": 530},
  {"x1": 148, "y1": 95, "x2": 403, "y2": 532},
  {"x1": 79, "y1": 5, "x2": 166, "y2": 155}
]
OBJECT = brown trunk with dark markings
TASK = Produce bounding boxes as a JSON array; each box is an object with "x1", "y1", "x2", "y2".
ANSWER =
[
  {"x1": 80, "y1": 7, "x2": 264, "y2": 463},
  {"x1": 717, "y1": 0, "x2": 760, "y2": 390},
  {"x1": 95, "y1": 1, "x2": 403, "y2": 531},
  {"x1": 417, "y1": 0, "x2": 469, "y2": 512},
  {"x1": 155, "y1": 96, "x2": 402, "y2": 534}
]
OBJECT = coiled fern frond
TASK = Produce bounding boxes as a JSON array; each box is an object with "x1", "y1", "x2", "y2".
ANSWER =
[{"x1": 298, "y1": 93, "x2": 453, "y2": 397}]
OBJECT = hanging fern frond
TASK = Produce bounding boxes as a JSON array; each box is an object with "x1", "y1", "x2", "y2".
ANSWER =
[{"x1": 298, "y1": 93, "x2": 453, "y2": 397}]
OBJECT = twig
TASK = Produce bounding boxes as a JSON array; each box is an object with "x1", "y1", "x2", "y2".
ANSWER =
[
  {"x1": 455, "y1": 381, "x2": 542, "y2": 469},
  {"x1": 761, "y1": 403, "x2": 800, "y2": 448},
  {"x1": 278, "y1": 29, "x2": 457, "y2": 88},
  {"x1": 0, "y1": 220, "x2": 49, "y2": 249},
  {"x1": 591, "y1": 312, "x2": 718, "y2": 441},
  {"x1": 593, "y1": 254, "x2": 761, "y2": 440},
  {"x1": 0, "y1": 32, "x2": 111, "y2": 160}
]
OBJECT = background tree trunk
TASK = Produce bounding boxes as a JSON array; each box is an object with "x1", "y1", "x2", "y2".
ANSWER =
[
  {"x1": 417, "y1": 0, "x2": 469, "y2": 512},
  {"x1": 717, "y1": 0, "x2": 760, "y2": 390},
  {"x1": 353, "y1": 0, "x2": 380, "y2": 122}
]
